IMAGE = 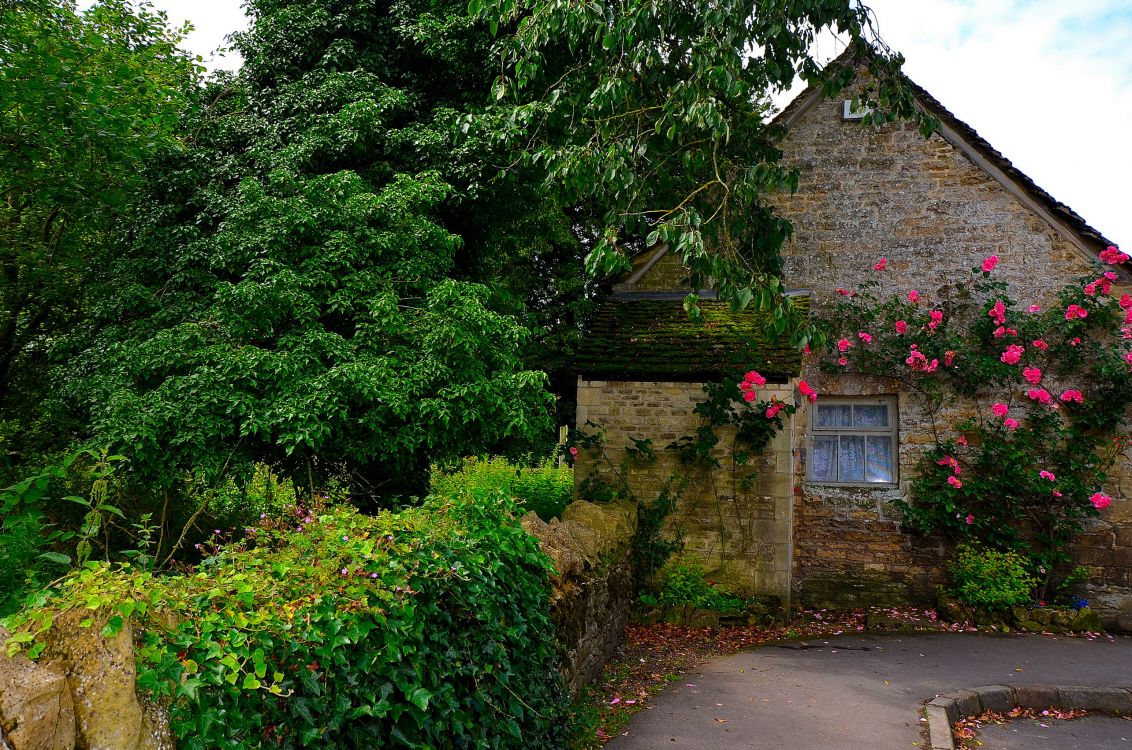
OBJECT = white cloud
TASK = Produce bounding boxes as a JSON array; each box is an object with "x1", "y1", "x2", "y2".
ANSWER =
[{"x1": 861, "y1": 0, "x2": 1132, "y2": 248}]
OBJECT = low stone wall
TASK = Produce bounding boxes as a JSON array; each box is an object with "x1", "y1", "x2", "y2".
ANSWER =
[
  {"x1": 521, "y1": 499, "x2": 637, "y2": 696},
  {"x1": 0, "y1": 614, "x2": 170, "y2": 750}
]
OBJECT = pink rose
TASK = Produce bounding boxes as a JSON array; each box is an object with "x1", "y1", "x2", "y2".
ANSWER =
[
  {"x1": 838, "y1": 356, "x2": 849, "y2": 366},
  {"x1": 1120, "y1": 294, "x2": 1132, "y2": 311},
  {"x1": 1028, "y1": 305, "x2": 1041, "y2": 313},
  {"x1": 928, "y1": 310, "x2": 943, "y2": 330},
  {"x1": 1003, "y1": 418, "x2": 1019, "y2": 430},
  {"x1": 947, "y1": 476, "x2": 963, "y2": 489},
  {"x1": 766, "y1": 402, "x2": 782, "y2": 419},
  {"x1": 1000, "y1": 344, "x2": 1024, "y2": 365},
  {"x1": 989, "y1": 300, "x2": 1006, "y2": 325},
  {"x1": 798, "y1": 381, "x2": 817, "y2": 402},
  {"x1": 1059, "y1": 389, "x2": 1084, "y2": 404},
  {"x1": 743, "y1": 370, "x2": 767, "y2": 388},
  {"x1": 944, "y1": 350, "x2": 956, "y2": 366},
  {"x1": 1091, "y1": 492, "x2": 1113, "y2": 510},
  {"x1": 858, "y1": 331, "x2": 872, "y2": 344},
  {"x1": 1039, "y1": 470, "x2": 1056, "y2": 481},
  {"x1": 837, "y1": 338, "x2": 852, "y2": 352},
  {"x1": 992, "y1": 403, "x2": 1009, "y2": 418},
  {"x1": 965, "y1": 514, "x2": 975, "y2": 525},
  {"x1": 873, "y1": 258, "x2": 887, "y2": 271},
  {"x1": 982, "y1": 256, "x2": 999, "y2": 272},
  {"x1": 1100, "y1": 246, "x2": 1127, "y2": 264},
  {"x1": 1027, "y1": 388, "x2": 1052, "y2": 405},
  {"x1": 1022, "y1": 367, "x2": 1042, "y2": 385},
  {"x1": 837, "y1": 288, "x2": 853, "y2": 297},
  {"x1": 743, "y1": 390, "x2": 757, "y2": 402},
  {"x1": 1065, "y1": 304, "x2": 1088, "y2": 320},
  {"x1": 895, "y1": 320, "x2": 908, "y2": 334},
  {"x1": 957, "y1": 435, "x2": 969, "y2": 446},
  {"x1": 907, "y1": 290, "x2": 920, "y2": 303},
  {"x1": 1032, "y1": 339, "x2": 1049, "y2": 350},
  {"x1": 569, "y1": 447, "x2": 578, "y2": 458}
]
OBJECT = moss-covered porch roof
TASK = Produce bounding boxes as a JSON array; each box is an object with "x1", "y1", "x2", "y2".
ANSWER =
[{"x1": 576, "y1": 296, "x2": 807, "y2": 380}]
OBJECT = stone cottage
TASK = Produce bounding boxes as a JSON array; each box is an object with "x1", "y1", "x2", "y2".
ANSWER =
[{"x1": 573, "y1": 51, "x2": 1132, "y2": 624}]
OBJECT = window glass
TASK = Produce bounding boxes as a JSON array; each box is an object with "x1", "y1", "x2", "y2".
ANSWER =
[
  {"x1": 854, "y1": 404, "x2": 889, "y2": 428},
  {"x1": 811, "y1": 436, "x2": 837, "y2": 481},
  {"x1": 815, "y1": 404, "x2": 851, "y2": 428},
  {"x1": 865, "y1": 436, "x2": 894, "y2": 483},
  {"x1": 808, "y1": 398, "x2": 897, "y2": 485},
  {"x1": 838, "y1": 435, "x2": 866, "y2": 482}
]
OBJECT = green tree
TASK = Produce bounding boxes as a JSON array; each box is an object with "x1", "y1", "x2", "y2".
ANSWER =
[
  {"x1": 61, "y1": 0, "x2": 561, "y2": 501},
  {"x1": 473, "y1": 0, "x2": 936, "y2": 336},
  {"x1": 0, "y1": 0, "x2": 198, "y2": 465}
]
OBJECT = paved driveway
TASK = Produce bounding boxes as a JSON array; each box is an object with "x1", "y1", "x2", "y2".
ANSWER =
[{"x1": 606, "y1": 632, "x2": 1132, "y2": 749}]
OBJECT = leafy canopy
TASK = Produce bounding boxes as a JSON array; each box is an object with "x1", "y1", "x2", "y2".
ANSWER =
[
  {"x1": 0, "y1": 0, "x2": 198, "y2": 468},
  {"x1": 62, "y1": 0, "x2": 558, "y2": 500},
  {"x1": 473, "y1": 0, "x2": 936, "y2": 333}
]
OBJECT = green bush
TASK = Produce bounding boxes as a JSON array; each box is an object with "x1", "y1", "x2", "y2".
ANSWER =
[
  {"x1": 1, "y1": 449, "x2": 128, "y2": 616},
  {"x1": 4, "y1": 494, "x2": 568, "y2": 749},
  {"x1": 204, "y1": 464, "x2": 300, "y2": 532},
  {"x1": 432, "y1": 455, "x2": 573, "y2": 521},
  {"x1": 650, "y1": 564, "x2": 745, "y2": 614},
  {"x1": 949, "y1": 543, "x2": 1038, "y2": 610}
]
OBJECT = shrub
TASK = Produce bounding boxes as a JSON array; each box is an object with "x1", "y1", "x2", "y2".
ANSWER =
[
  {"x1": 0, "y1": 449, "x2": 127, "y2": 616},
  {"x1": 204, "y1": 463, "x2": 301, "y2": 532},
  {"x1": 432, "y1": 455, "x2": 573, "y2": 521},
  {"x1": 818, "y1": 253, "x2": 1132, "y2": 594},
  {"x1": 4, "y1": 494, "x2": 568, "y2": 749},
  {"x1": 651, "y1": 564, "x2": 745, "y2": 613},
  {"x1": 949, "y1": 543, "x2": 1038, "y2": 610}
]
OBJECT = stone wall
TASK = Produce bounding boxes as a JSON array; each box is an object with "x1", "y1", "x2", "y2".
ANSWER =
[
  {"x1": 575, "y1": 378, "x2": 795, "y2": 604},
  {"x1": 520, "y1": 499, "x2": 637, "y2": 696},
  {"x1": 0, "y1": 615, "x2": 171, "y2": 750},
  {"x1": 771, "y1": 92, "x2": 1132, "y2": 614}
]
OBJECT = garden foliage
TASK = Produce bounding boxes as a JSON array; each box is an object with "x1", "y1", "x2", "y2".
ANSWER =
[
  {"x1": 0, "y1": 0, "x2": 199, "y2": 473},
  {"x1": 948, "y1": 543, "x2": 1038, "y2": 610},
  {"x1": 431, "y1": 455, "x2": 573, "y2": 521},
  {"x1": 56, "y1": 0, "x2": 572, "y2": 502},
  {"x1": 4, "y1": 494, "x2": 568, "y2": 749},
  {"x1": 819, "y1": 250, "x2": 1132, "y2": 595}
]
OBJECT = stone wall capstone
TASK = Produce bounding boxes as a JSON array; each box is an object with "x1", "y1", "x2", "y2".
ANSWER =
[{"x1": 521, "y1": 499, "x2": 637, "y2": 696}]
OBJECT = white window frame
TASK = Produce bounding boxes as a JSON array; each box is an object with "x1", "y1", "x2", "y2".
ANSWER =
[{"x1": 807, "y1": 397, "x2": 898, "y2": 486}]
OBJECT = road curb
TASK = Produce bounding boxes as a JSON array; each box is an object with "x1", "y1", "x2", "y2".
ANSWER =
[{"x1": 921, "y1": 684, "x2": 1132, "y2": 749}]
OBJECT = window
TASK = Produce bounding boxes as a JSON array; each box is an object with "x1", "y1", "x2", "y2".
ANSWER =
[{"x1": 808, "y1": 398, "x2": 897, "y2": 485}]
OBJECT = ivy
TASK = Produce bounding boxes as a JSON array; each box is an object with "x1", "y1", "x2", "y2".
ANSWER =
[{"x1": 3, "y1": 495, "x2": 569, "y2": 749}]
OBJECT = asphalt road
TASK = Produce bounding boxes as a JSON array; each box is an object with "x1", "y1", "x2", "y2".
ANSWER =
[{"x1": 605, "y1": 632, "x2": 1132, "y2": 749}]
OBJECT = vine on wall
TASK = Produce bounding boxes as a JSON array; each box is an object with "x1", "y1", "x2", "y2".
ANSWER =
[{"x1": 815, "y1": 248, "x2": 1132, "y2": 596}]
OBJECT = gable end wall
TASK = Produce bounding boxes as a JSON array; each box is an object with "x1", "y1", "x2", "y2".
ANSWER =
[{"x1": 772, "y1": 95, "x2": 1132, "y2": 617}]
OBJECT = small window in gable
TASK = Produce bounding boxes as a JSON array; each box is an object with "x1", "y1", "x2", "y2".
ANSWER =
[{"x1": 808, "y1": 398, "x2": 897, "y2": 485}]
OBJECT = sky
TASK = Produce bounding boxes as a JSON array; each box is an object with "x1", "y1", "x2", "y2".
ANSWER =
[{"x1": 100, "y1": 0, "x2": 1130, "y2": 249}]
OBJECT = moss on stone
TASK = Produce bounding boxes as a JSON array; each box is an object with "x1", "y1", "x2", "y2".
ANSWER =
[{"x1": 576, "y1": 297, "x2": 808, "y2": 379}]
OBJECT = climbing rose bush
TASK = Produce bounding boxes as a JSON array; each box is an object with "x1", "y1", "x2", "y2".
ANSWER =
[{"x1": 817, "y1": 248, "x2": 1132, "y2": 594}]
